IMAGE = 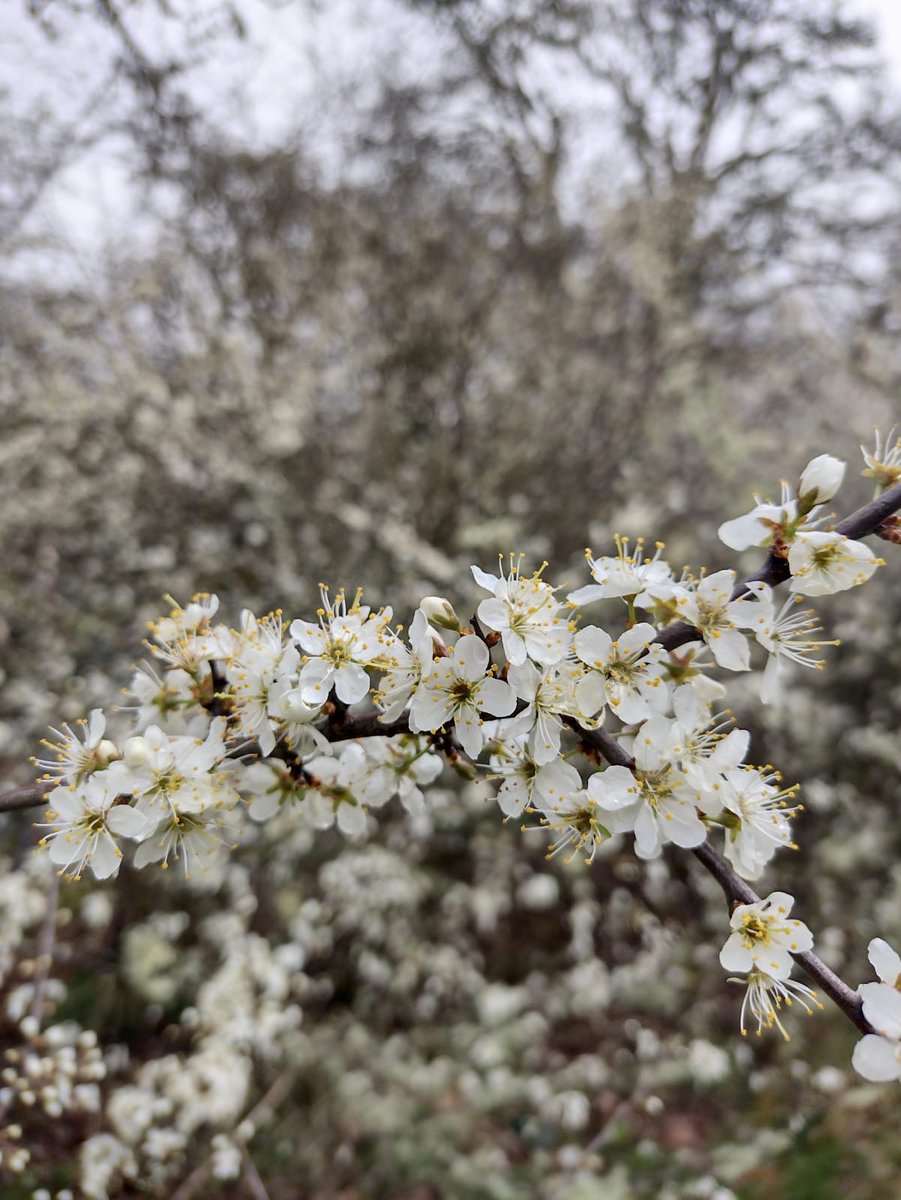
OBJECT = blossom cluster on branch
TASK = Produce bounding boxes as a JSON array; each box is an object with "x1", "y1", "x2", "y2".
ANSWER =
[{"x1": 9, "y1": 435, "x2": 901, "y2": 1105}]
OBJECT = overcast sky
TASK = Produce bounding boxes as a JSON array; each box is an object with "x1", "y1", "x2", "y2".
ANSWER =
[{"x1": 5, "y1": 0, "x2": 901, "y2": 280}]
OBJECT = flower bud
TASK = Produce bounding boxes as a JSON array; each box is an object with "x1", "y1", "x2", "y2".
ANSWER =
[
  {"x1": 123, "y1": 736, "x2": 149, "y2": 768},
  {"x1": 798, "y1": 454, "x2": 845, "y2": 507},
  {"x1": 419, "y1": 596, "x2": 461, "y2": 632},
  {"x1": 95, "y1": 739, "x2": 120, "y2": 768}
]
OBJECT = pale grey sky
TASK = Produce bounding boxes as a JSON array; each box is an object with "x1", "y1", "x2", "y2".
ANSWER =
[{"x1": 5, "y1": 0, "x2": 901, "y2": 281}]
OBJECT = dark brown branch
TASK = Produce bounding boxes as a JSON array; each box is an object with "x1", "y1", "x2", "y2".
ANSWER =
[{"x1": 0, "y1": 781, "x2": 54, "y2": 813}]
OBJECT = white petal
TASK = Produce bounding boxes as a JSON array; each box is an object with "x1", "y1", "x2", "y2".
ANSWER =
[
  {"x1": 566, "y1": 584, "x2": 605, "y2": 606},
  {"x1": 708, "y1": 628, "x2": 750, "y2": 672},
  {"x1": 478, "y1": 678, "x2": 516, "y2": 718},
  {"x1": 497, "y1": 778, "x2": 530, "y2": 818},
  {"x1": 573, "y1": 625, "x2": 612, "y2": 667},
  {"x1": 299, "y1": 659, "x2": 333, "y2": 704},
  {"x1": 606, "y1": 685, "x2": 648, "y2": 726},
  {"x1": 454, "y1": 635, "x2": 489, "y2": 682},
  {"x1": 710, "y1": 728, "x2": 750, "y2": 771},
  {"x1": 759, "y1": 654, "x2": 783, "y2": 705},
  {"x1": 718, "y1": 512, "x2": 773, "y2": 551},
  {"x1": 477, "y1": 597, "x2": 508, "y2": 632},
  {"x1": 48, "y1": 833, "x2": 87, "y2": 866},
  {"x1": 90, "y1": 834, "x2": 122, "y2": 880},
  {"x1": 336, "y1": 801, "x2": 368, "y2": 837},
  {"x1": 868, "y1": 938, "x2": 901, "y2": 987},
  {"x1": 289, "y1": 620, "x2": 328, "y2": 653},
  {"x1": 664, "y1": 810, "x2": 707, "y2": 848},
  {"x1": 335, "y1": 664, "x2": 371, "y2": 705},
  {"x1": 500, "y1": 628, "x2": 528, "y2": 666},
  {"x1": 719, "y1": 935, "x2": 752, "y2": 974},
  {"x1": 524, "y1": 627, "x2": 570, "y2": 665},
  {"x1": 852, "y1": 1034, "x2": 901, "y2": 1082},
  {"x1": 409, "y1": 689, "x2": 453, "y2": 733},
  {"x1": 586, "y1": 766, "x2": 635, "y2": 811},
  {"x1": 107, "y1": 806, "x2": 152, "y2": 840},
  {"x1": 471, "y1": 565, "x2": 500, "y2": 592},
  {"x1": 617, "y1": 624, "x2": 657, "y2": 656},
  {"x1": 454, "y1": 710, "x2": 483, "y2": 759},
  {"x1": 398, "y1": 783, "x2": 426, "y2": 817},
  {"x1": 859, "y1": 983, "x2": 901, "y2": 1040},
  {"x1": 633, "y1": 804, "x2": 661, "y2": 858},
  {"x1": 575, "y1": 672, "x2": 606, "y2": 719}
]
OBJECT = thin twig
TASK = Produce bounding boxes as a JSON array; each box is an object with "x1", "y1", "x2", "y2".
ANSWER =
[
  {"x1": 169, "y1": 1072, "x2": 293, "y2": 1200},
  {"x1": 242, "y1": 1152, "x2": 272, "y2": 1200},
  {"x1": 27, "y1": 868, "x2": 60, "y2": 1025}
]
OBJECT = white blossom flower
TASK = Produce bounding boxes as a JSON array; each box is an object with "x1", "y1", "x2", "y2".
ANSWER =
[
  {"x1": 114, "y1": 719, "x2": 240, "y2": 836},
  {"x1": 34, "y1": 710, "x2": 117, "y2": 784},
  {"x1": 669, "y1": 700, "x2": 749, "y2": 777},
  {"x1": 125, "y1": 663, "x2": 209, "y2": 735},
  {"x1": 719, "y1": 766, "x2": 800, "y2": 880},
  {"x1": 718, "y1": 486, "x2": 799, "y2": 552},
  {"x1": 79, "y1": 1132, "x2": 137, "y2": 1200},
  {"x1": 267, "y1": 686, "x2": 330, "y2": 756},
  {"x1": 40, "y1": 775, "x2": 149, "y2": 881},
  {"x1": 541, "y1": 790, "x2": 614, "y2": 864},
  {"x1": 507, "y1": 659, "x2": 581, "y2": 765},
  {"x1": 210, "y1": 1134, "x2": 242, "y2": 1181},
  {"x1": 788, "y1": 531, "x2": 882, "y2": 596},
  {"x1": 472, "y1": 556, "x2": 572, "y2": 665},
  {"x1": 567, "y1": 536, "x2": 676, "y2": 607},
  {"x1": 587, "y1": 716, "x2": 710, "y2": 859},
  {"x1": 734, "y1": 966, "x2": 823, "y2": 1039},
  {"x1": 374, "y1": 609, "x2": 436, "y2": 723},
  {"x1": 677, "y1": 571, "x2": 762, "y2": 671},
  {"x1": 240, "y1": 759, "x2": 308, "y2": 822},
  {"x1": 302, "y1": 745, "x2": 378, "y2": 836},
  {"x1": 290, "y1": 585, "x2": 392, "y2": 706},
  {"x1": 573, "y1": 622, "x2": 669, "y2": 724},
  {"x1": 146, "y1": 593, "x2": 231, "y2": 674},
  {"x1": 798, "y1": 454, "x2": 845, "y2": 507},
  {"x1": 131, "y1": 809, "x2": 231, "y2": 876},
  {"x1": 230, "y1": 609, "x2": 301, "y2": 755},
  {"x1": 409, "y1": 634, "x2": 515, "y2": 759},
  {"x1": 852, "y1": 937, "x2": 901, "y2": 1083},
  {"x1": 488, "y1": 728, "x2": 582, "y2": 818},
  {"x1": 151, "y1": 593, "x2": 220, "y2": 645},
  {"x1": 739, "y1": 583, "x2": 838, "y2": 704},
  {"x1": 861, "y1": 425, "x2": 901, "y2": 492},
  {"x1": 352, "y1": 735, "x2": 444, "y2": 817},
  {"x1": 719, "y1": 891, "x2": 813, "y2": 981}
]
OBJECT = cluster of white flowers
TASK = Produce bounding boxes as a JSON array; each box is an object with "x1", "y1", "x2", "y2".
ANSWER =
[
  {"x1": 0, "y1": 1021, "x2": 105, "y2": 1180},
  {"x1": 77, "y1": 878, "x2": 305, "y2": 1196},
  {"x1": 22, "y1": 440, "x2": 901, "y2": 1091}
]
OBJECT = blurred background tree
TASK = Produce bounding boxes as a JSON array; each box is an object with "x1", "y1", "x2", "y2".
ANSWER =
[{"x1": 0, "y1": 1, "x2": 899, "y2": 1196}]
